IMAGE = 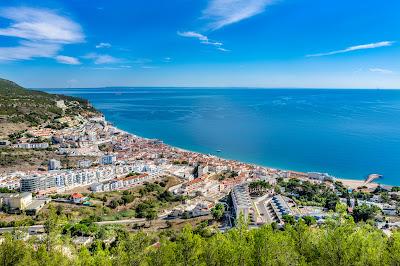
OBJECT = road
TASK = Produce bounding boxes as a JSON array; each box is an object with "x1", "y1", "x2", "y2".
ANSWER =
[
  {"x1": 0, "y1": 214, "x2": 169, "y2": 234},
  {"x1": 0, "y1": 225, "x2": 45, "y2": 234},
  {"x1": 255, "y1": 198, "x2": 273, "y2": 224},
  {"x1": 95, "y1": 218, "x2": 146, "y2": 225}
]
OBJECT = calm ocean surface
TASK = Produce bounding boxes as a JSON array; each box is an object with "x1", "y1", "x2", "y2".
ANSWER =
[{"x1": 42, "y1": 88, "x2": 400, "y2": 186}]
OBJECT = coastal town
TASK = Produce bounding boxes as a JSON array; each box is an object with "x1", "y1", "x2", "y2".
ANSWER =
[
  {"x1": 0, "y1": 0, "x2": 399, "y2": 262},
  {"x1": 1, "y1": 108, "x2": 400, "y2": 242}
]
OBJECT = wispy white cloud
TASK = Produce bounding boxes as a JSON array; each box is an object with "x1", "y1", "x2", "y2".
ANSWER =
[
  {"x1": 177, "y1": 0, "x2": 274, "y2": 53},
  {"x1": 201, "y1": 40, "x2": 223, "y2": 46},
  {"x1": 203, "y1": 0, "x2": 274, "y2": 30},
  {"x1": 131, "y1": 58, "x2": 157, "y2": 69},
  {"x1": 163, "y1": 57, "x2": 172, "y2": 62},
  {"x1": 84, "y1": 53, "x2": 121, "y2": 64},
  {"x1": 0, "y1": 7, "x2": 84, "y2": 43},
  {"x1": 178, "y1": 31, "x2": 208, "y2": 41},
  {"x1": 178, "y1": 31, "x2": 221, "y2": 46},
  {"x1": 96, "y1": 42, "x2": 111, "y2": 49},
  {"x1": 141, "y1": 65, "x2": 159, "y2": 69},
  {"x1": 0, "y1": 41, "x2": 60, "y2": 61},
  {"x1": 55, "y1": 55, "x2": 81, "y2": 65},
  {"x1": 307, "y1": 41, "x2": 395, "y2": 57},
  {"x1": 217, "y1": 47, "x2": 230, "y2": 52},
  {"x1": 369, "y1": 68, "x2": 394, "y2": 74},
  {"x1": 0, "y1": 7, "x2": 84, "y2": 62},
  {"x1": 178, "y1": 31, "x2": 229, "y2": 51},
  {"x1": 87, "y1": 64, "x2": 132, "y2": 70},
  {"x1": 90, "y1": 66, "x2": 132, "y2": 70}
]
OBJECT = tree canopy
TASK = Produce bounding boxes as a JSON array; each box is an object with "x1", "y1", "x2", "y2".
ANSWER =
[{"x1": 1, "y1": 216, "x2": 398, "y2": 266}]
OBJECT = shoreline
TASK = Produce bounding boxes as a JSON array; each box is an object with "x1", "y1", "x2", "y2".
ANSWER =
[
  {"x1": 111, "y1": 119, "x2": 387, "y2": 189},
  {"x1": 38, "y1": 87, "x2": 397, "y2": 188},
  {"x1": 335, "y1": 178, "x2": 381, "y2": 190}
]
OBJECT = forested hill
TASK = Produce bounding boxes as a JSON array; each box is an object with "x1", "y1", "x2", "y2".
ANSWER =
[
  {"x1": 1, "y1": 216, "x2": 399, "y2": 266},
  {"x1": 0, "y1": 78, "x2": 99, "y2": 127}
]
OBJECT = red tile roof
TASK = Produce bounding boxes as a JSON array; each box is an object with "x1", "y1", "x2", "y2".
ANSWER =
[
  {"x1": 71, "y1": 193, "x2": 84, "y2": 199},
  {"x1": 187, "y1": 177, "x2": 204, "y2": 185}
]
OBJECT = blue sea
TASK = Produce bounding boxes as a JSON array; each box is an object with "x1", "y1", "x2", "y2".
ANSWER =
[{"x1": 41, "y1": 88, "x2": 400, "y2": 186}]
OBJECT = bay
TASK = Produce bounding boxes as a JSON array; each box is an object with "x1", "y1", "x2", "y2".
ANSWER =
[{"x1": 41, "y1": 88, "x2": 400, "y2": 186}]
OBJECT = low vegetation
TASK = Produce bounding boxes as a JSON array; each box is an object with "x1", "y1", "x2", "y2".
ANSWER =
[
  {"x1": 37, "y1": 177, "x2": 184, "y2": 225},
  {"x1": 210, "y1": 203, "x2": 225, "y2": 221},
  {"x1": 248, "y1": 180, "x2": 271, "y2": 196},
  {"x1": 278, "y1": 178, "x2": 339, "y2": 210},
  {"x1": 0, "y1": 78, "x2": 99, "y2": 171},
  {"x1": 215, "y1": 170, "x2": 239, "y2": 181},
  {"x1": 0, "y1": 78, "x2": 97, "y2": 128},
  {"x1": 2, "y1": 212, "x2": 400, "y2": 265}
]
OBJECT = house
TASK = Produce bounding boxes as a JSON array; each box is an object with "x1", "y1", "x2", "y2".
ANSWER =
[
  {"x1": 90, "y1": 182, "x2": 103, "y2": 192},
  {"x1": 370, "y1": 194, "x2": 382, "y2": 203},
  {"x1": 0, "y1": 192, "x2": 32, "y2": 210},
  {"x1": 13, "y1": 142, "x2": 49, "y2": 149},
  {"x1": 0, "y1": 140, "x2": 10, "y2": 147},
  {"x1": 382, "y1": 205, "x2": 397, "y2": 216},
  {"x1": 0, "y1": 192, "x2": 48, "y2": 215},
  {"x1": 71, "y1": 193, "x2": 86, "y2": 204},
  {"x1": 191, "y1": 202, "x2": 211, "y2": 217},
  {"x1": 48, "y1": 159, "x2": 61, "y2": 170},
  {"x1": 100, "y1": 154, "x2": 117, "y2": 165},
  {"x1": 77, "y1": 159, "x2": 92, "y2": 168},
  {"x1": 25, "y1": 199, "x2": 48, "y2": 215}
]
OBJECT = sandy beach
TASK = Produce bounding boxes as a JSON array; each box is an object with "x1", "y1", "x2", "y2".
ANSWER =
[
  {"x1": 336, "y1": 178, "x2": 380, "y2": 190},
  {"x1": 114, "y1": 123, "x2": 387, "y2": 191}
]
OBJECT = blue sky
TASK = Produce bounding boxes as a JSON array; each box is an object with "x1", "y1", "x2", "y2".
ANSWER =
[{"x1": 0, "y1": 0, "x2": 399, "y2": 88}]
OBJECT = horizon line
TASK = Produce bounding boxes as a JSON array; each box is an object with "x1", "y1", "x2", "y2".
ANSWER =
[{"x1": 31, "y1": 86, "x2": 400, "y2": 90}]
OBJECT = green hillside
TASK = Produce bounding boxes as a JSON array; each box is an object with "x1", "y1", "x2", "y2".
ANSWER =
[
  {"x1": 0, "y1": 214, "x2": 399, "y2": 266},
  {"x1": 0, "y1": 78, "x2": 98, "y2": 126}
]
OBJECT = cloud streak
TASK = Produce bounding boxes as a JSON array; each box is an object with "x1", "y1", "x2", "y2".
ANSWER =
[
  {"x1": 178, "y1": 31, "x2": 208, "y2": 41},
  {"x1": 178, "y1": 31, "x2": 229, "y2": 51},
  {"x1": 178, "y1": 31, "x2": 222, "y2": 47},
  {"x1": 369, "y1": 68, "x2": 394, "y2": 74},
  {"x1": 179, "y1": 0, "x2": 275, "y2": 51},
  {"x1": 96, "y1": 42, "x2": 111, "y2": 48},
  {"x1": 217, "y1": 47, "x2": 230, "y2": 52},
  {"x1": 307, "y1": 41, "x2": 395, "y2": 57},
  {"x1": 84, "y1": 53, "x2": 121, "y2": 64},
  {"x1": 0, "y1": 7, "x2": 84, "y2": 62},
  {"x1": 0, "y1": 41, "x2": 59, "y2": 61},
  {"x1": 163, "y1": 57, "x2": 172, "y2": 62},
  {"x1": 55, "y1": 55, "x2": 81, "y2": 65},
  {"x1": 0, "y1": 7, "x2": 84, "y2": 43},
  {"x1": 203, "y1": 0, "x2": 274, "y2": 30}
]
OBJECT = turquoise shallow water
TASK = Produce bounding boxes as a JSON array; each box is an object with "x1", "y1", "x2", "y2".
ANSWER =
[{"x1": 41, "y1": 88, "x2": 400, "y2": 186}]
